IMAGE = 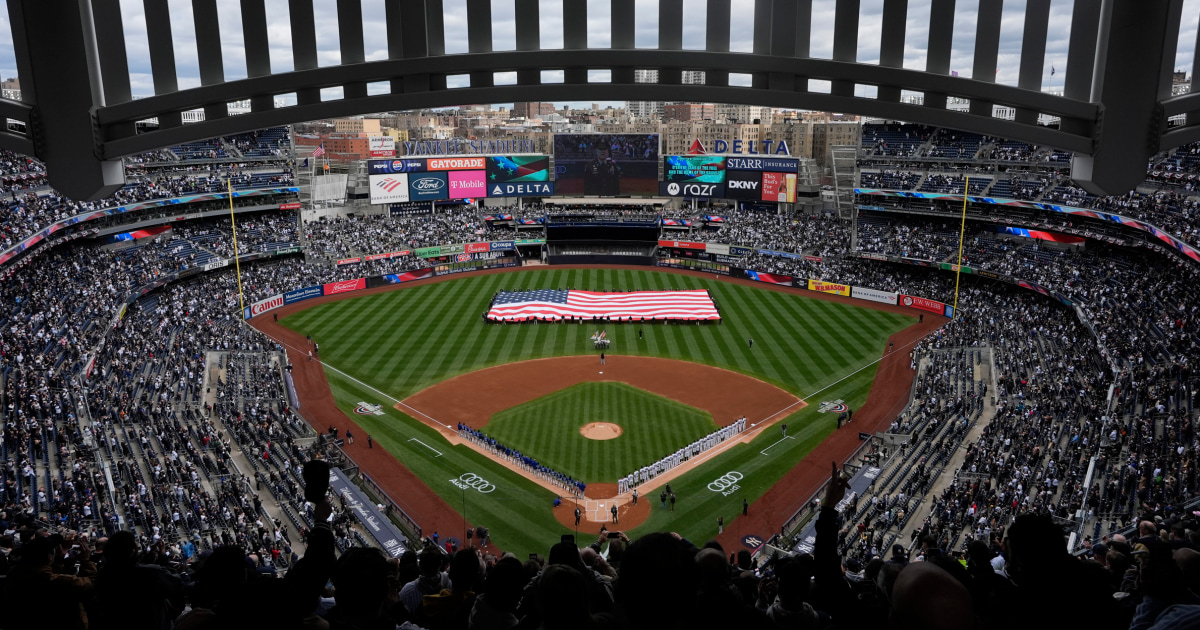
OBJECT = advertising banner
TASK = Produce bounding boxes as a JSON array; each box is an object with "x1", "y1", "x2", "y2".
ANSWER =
[
  {"x1": 369, "y1": 159, "x2": 427, "y2": 174},
  {"x1": 659, "y1": 181, "x2": 725, "y2": 198},
  {"x1": 284, "y1": 285, "x2": 324, "y2": 305},
  {"x1": 369, "y1": 268, "x2": 437, "y2": 287},
  {"x1": 940, "y1": 262, "x2": 974, "y2": 274},
  {"x1": 658, "y1": 240, "x2": 706, "y2": 250},
  {"x1": 804, "y1": 255, "x2": 823, "y2": 262},
  {"x1": 762, "y1": 172, "x2": 797, "y2": 203},
  {"x1": 808, "y1": 279, "x2": 851, "y2": 296},
  {"x1": 976, "y1": 269, "x2": 1004, "y2": 280},
  {"x1": 726, "y1": 156, "x2": 800, "y2": 171},
  {"x1": 900, "y1": 294, "x2": 945, "y2": 314},
  {"x1": 465, "y1": 242, "x2": 491, "y2": 253},
  {"x1": 365, "y1": 251, "x2": 411, "y2": 261},
  {"x1": 725, "y1": 170, "x2": 762, "y2": 199},
  {"x1": 329, "y1": 468, "x2": 407, "y2": 557},
  {"x1": 336, "y1": 257, "x2": 362, "y2": 266},
  {"x1": 515, "y1": 239, "x2": 546, "y2": 245},
  {"x1": 279, "y1": 201, "x2": 302, "y2": 210},
  {"x1": 244, "y1": 294, "x2": 284, "y2": 319},
  {"x1": 273, "y1": 247, "x2": 301, "y2": 256},
  {"x1": 448, "y1": 171, "x2": 488, "y2": 198},
  {"x1": 851, "y1": 286, "x2": 898, "y2": 304},
  {"x1": 745, "y1": 270, "x2": 793, "y2": 285},
  {"x1": 406, "y1": 172, "x2": 449, "y2": 201},
  {"x1": 427, "y1": 157, "x2": 487, "y2": 171},
  {"x1": 858, "y1": 252, "x2": 889, "y2": 261},
  {"x1": 490, "y1": 241, "x2": 515, "y2": 251},
  {"x1": 485, "y1": 155, "x2": 550, "y2": 182},
  {"x1": 368, "y1": 136, "x2": 396, "y2": 157},
  {"x1": 323, "y1": 278, "x2": 367, "y2": 295},
  {"x1": 488, "y1": 182, "x2": 555, "y2": 197},
  {"x1": 368, "y1": 174, "x2": 410, "y2": 205},
  {"x1": 706, "y1": 243, "x2": 731, "y2": 256},
  {"x1": 414, "y1": 243, "x2": 467, "y2": 258},
  {"x1": 390, "y1": 204, "x2": 433, "y2": 216},
  {"x1": 729, "y1": 246, "x2": 754, "y2": 257},
  {"x1": 202, "y1": 259, "x2": 229, "y2": 271}
]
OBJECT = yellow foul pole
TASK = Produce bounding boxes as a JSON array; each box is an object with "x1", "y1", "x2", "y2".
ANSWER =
[
  {"x1": 951, "y1": 176, "x2": 969, "y2": 319},
  {"x1": 228, "y1": 179, "x2": 246, "y2": 317}
]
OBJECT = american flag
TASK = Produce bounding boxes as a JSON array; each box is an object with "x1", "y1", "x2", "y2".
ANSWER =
[
  {"x1": 312, "y1": 145, "x2": 325, "y2": 158},
  {"x1": 486, "y1": 289, "x2": 720, "y2": 322}
]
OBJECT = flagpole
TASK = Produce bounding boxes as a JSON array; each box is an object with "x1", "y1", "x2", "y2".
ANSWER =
[
  {"x1": 228, "y1": 178, "x2": 246, "y2": 318},
  {"x1": 952, "y1": 176, "x2": 969, "y2": 320}
]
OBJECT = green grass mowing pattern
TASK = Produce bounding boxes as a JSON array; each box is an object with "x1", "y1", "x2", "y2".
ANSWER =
[
  {"x1": 283, "y1": 268, "x2": 912, "y2": 400},
  {"x1": 287, "y1": 269, "x2": 913, "y2": 553},
  {"x1": 327, "y1": 361, "x2": 877, "y2": 555},
  {"x1": 483, "y1": 382, "x2": 719, "y2": 483}
]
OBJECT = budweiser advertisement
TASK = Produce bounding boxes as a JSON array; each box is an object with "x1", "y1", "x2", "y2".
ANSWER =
[
  {"x1": 657, "y1": 240, "x2": 706, "y2": 250},
  {"x1": 323, "y1": 278, "x2": 367, "y2": 295},
  {"x1": 807, "y1": 279, "x2": 851, "y2": 296},
  {"x1": 279, "y1": 202, "x2": 302, "y2": 210},
  {"x1": 899, "y1": 294, "x2": 945, "y2": 314}
]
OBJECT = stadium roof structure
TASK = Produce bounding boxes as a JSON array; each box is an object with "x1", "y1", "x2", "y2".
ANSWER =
[{"x1": 0, "y1": 0, "x2": 1196, "y2": 200}]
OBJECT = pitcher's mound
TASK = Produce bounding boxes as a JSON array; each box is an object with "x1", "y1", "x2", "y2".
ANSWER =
[{"x1": 580, "y1": 422, "x2": 623, "y2": 440}]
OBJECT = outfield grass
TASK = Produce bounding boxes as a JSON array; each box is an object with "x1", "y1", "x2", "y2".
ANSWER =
[
  {"x1": 282, "y1": 268, "x2": 913, "y2": 553},
  {"x1": 284, "y1": 268, "x2": 910, "y2": 398},
  {"x1": 485, "y1": 382, "x2": 719, "y2": 483}
]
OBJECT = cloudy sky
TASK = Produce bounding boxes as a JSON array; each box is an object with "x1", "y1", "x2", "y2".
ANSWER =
[{"x1": 0, "y1": 0, "x2": 1198, "y2": 112}]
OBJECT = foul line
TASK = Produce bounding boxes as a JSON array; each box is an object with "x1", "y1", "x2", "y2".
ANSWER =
[
  {"x1": 275, "y1": 337, "x2": 454, "y2": 429},
  {"x1": 799, "y1": 334, "x2": 925, "y2": 403},
  {"x1": 759, "y1": 435, "x2": 795, "y2": 456},
  {"x1": 408, "y1": 438, "x2": 443, "y2": 458}
]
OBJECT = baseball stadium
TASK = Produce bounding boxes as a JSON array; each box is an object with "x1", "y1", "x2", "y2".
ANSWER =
[{"x1": 0, "y1": 2, "x2": 1197, "y2": 630}]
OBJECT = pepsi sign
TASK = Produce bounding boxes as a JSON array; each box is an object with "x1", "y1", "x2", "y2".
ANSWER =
[
  {"x1": 368, "y1": 159, "x2": 427, "y2": 174},
  {"x1": 408, "y1": 172, "x2": 449, "y2": 201}
]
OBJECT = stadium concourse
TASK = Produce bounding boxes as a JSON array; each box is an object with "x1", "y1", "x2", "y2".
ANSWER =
[{"x1": 0, "y1": 127, "x2": 1196, "y2": 629}]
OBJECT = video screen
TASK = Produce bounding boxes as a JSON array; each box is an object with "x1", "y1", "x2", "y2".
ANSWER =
[
  {"x1": 486, "y1": 156, "x2": 550, "y2": 183},
  {"x1": 663, "y1": 155, "x2": 727, "y2": 184},
  {"x1": 553, "y1": 134, "x2": 660, "y2": 196}
]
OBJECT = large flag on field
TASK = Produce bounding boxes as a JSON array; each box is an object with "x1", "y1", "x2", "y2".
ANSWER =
[{"x1": 487, "y1": 289, "x2": 720, "y2": 321}]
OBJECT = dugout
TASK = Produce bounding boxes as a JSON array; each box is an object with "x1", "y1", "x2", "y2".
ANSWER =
[{"x1": 545, "y1": 215, "x2": 660, "y2": 265}]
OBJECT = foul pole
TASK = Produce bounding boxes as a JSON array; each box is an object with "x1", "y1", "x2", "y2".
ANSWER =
[
  {"x1": 951, "y1": 176, "x2": 969, "y2": 319},
  {"x1": 228, "y1": 179, "x2": 246, "y2": 317}
]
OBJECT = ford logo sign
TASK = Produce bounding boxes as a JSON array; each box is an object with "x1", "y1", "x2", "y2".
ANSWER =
[{"x1": 413, "y1": 178, "x2": 446, "y2": 191}]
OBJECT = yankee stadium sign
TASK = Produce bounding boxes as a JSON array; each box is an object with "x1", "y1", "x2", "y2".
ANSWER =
[{"x1": 402, "y1": 139, "x2": 536, "y2": 155}]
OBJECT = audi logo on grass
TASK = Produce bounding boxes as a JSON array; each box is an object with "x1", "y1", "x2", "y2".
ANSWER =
[
  {"x1": 452, "y1": 473, "x2": 495, "y2": 493},
  {"x1": 707, "y1": 471, "x2": 743, "y2": 496}
]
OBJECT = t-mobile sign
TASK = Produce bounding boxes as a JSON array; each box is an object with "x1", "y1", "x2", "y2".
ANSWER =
[{"x1": 449, "y1": 170, "x2": 488, "y2": 198}]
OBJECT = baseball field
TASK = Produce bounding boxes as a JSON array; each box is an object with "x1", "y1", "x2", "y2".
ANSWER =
[{"x1": 275, "y1": 267, "x2": 919, "y2": 553}]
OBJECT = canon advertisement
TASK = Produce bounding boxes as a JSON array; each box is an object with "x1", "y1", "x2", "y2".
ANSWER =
[
  {"x1": 368, "y1": 174, "x2": 410, "y2": 205},
  {"x1": 408, "y1": 172, "x2": 449, "y2": 201},
  {"x1": 243, "y1": 294, "x2": 284, "y2": 319}
]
